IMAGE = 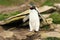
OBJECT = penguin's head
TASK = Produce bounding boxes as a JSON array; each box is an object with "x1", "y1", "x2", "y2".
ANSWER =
[
  {"x1": 28, "y1": 3, "x2": 36, "y2": 10},
  {"x1": 30, "y1": 6, "x2": 35, "y2": 10}
]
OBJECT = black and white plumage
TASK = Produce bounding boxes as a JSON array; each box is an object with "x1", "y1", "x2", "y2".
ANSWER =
[{"x1": 23, "y1": 6, "x2": 41, "y2": 31}]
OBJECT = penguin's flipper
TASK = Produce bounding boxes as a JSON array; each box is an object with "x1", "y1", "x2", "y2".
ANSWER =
[{"x1": 23, "y1": 15, "x2": 29, "y2": 22}]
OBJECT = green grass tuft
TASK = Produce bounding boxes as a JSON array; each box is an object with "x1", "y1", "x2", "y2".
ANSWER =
[
  {"x1": 43, "y1": 0, "x2": 54, "y2": 6},
  {"x1": 45, "y1": 37, "x2": 60, "y2": 40},
  {"x1": 49, "y1": 12, "x2": 60, "y2": 24}
]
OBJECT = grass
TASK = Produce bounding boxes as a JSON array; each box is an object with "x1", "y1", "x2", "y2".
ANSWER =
[
  {"x1": 41, "y1": 12, "x2": 60, "y2": 30},
  {"x1": 45, "y1": 37, "x2": 60, "y2": 40},
  {"x1": 0, "y1": 0, "x2": 26, "y2": 6},
  {"x1": 0, "y1": 11, "x2": 20, "y2": 21},
  {"x1": 43, "y1": 0, "x2": 54, "y2": 6},
  {"x1": 0, "y1": 0, "x2": 60, "y2": 6},
  {"x1": 42, "y1": 0, "x2": 60, "y2": 6},
  {"x1": 49, "y1": 12, "x2": 60, "y2": 24},
  {"x1": 41, "y1": 25, "x2": 50, "y2": 30}
]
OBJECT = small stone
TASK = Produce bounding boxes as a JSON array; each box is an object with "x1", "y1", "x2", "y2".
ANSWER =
[{"x1": 46, "y1": 18, "x2": 53, "y2": 24}]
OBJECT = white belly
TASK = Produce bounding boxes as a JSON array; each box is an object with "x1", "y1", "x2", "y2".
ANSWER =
[
  {"x1": 29, "y1": 9, "x2": 40, "y2": 31},
  {"x1": 29, "y1": 9, "x2": 39, "y2": 21}
]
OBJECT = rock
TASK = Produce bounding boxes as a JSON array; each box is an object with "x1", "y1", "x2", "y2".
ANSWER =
[
  {"x1": 13, "y1": 29, "x2": 35, "y2": 40},
  {"x1": 0, "y1": 31, "x2": 14, "y2": 38},
  {"x1": 34, "y1": 39, "x2": 41, "y2": 40},
  {"x1": 0, "y1": 26, "x2": 4, "y2": 32},
  {"x1": 54, "y1": 3, "x2": 60, "y2": 8},
  {"x1": 42, "y1": 14, "x2": 51, "y2": 19},
  {"x1": 54, "y1": 3, "x2": 60, "y2": 12},
  {"x1": 46, "y1": 18, "x2": 53, "y2": 24},
  {"x1": 39, "y1": 6, "x2": 55, "y2": 13},
  {"x1": 0, "y1": 21, "x2": 5, "y2": 25},
  {"x1": 55, "y1": 29, "x2": 60, "y2": 32},
  {"x1": 0, "y1": 6, "x2": 56, "y2": 25},
  {"x1": 54, "y1": 24, "x2": 60, "y2": 32},
  {"x1": 14, "y1": 33, "x2": 27, "y2": 40},
  {"x1": 49, "y1": 24, "x2": 56, "y2": 30},
  {"x1": 0, "y1": 36, "x2": 4, "y2": 40},
  {"x1": 40, "y1": 32, "x2": 60, "y2": 38},
  {"x1": 40, "y1": 18, "x2": 53, "y2": 27}
]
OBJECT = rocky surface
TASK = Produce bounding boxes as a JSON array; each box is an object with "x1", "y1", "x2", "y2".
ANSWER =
[
  {"x1": 0, "y1": 3, "x2": 60, "y2": 40},
  {"x1": 0, "y1": 26, "x2": 60, "y2": 40},
  {"x1": 0, "y1": 28, "x2": 41, "y2": 40}
]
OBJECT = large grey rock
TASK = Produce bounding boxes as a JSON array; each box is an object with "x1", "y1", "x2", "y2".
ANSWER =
[{"x1": 0, "y1": 6, "x2": 56, "y2": 25}]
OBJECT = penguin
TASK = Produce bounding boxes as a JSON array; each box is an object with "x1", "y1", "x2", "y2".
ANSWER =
[
  {"x1": 29, "y1": 5, "x2": 40, "y2": 31},
  {"x1": 23, "y1": 5, "x2": 41, "y2": 31}
]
